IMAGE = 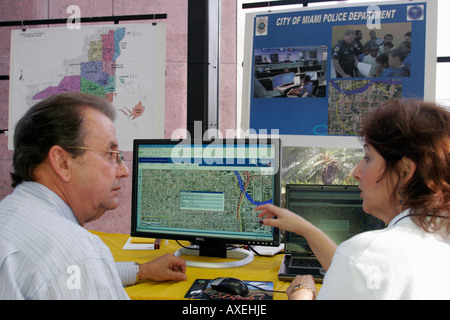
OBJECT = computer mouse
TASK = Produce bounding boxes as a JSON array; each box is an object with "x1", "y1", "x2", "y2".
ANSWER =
[{"x1": 210, "y1": 277, "x2": 249, "y2": 296}]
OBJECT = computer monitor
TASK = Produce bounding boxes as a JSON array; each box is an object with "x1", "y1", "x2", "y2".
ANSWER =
[
  {"x1": 271, "y1": 72, "x2": 294, "y2": 89},
  {"x1": 304, "y1": 71, "x2": 318, "y2": 81},
  {"x1": 131, "y1": 138, "x2": 281, "y2": 268}
]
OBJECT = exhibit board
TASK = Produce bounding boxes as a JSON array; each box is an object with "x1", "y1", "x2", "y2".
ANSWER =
[
  {"x1": 9, "y1": 23, "x2": 166, "y2": 151},
  {"x1": 242, "y1": 0, "x2": 437, "y2": 147}
]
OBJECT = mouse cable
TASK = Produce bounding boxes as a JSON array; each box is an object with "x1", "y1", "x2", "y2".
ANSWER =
[{"x1": 246, "y1": 282, "x2": 286, "y2": 294}]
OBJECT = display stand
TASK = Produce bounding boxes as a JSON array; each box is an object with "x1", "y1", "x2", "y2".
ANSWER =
[{"x1": 174, "y1": 245, "x2": 255, "y2": 268}]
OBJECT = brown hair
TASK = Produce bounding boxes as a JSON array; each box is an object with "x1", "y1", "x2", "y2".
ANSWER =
[
  {"x1": 11, "y1": 92, "x2": 115, "y2": 187},
  {"x1": 360, "y1": 99, "x2": 449, "y2": 234}
]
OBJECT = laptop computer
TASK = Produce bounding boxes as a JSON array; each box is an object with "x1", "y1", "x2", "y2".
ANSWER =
[{"x1": 278, "y1": 184, "x2": 385, "y2": 283}]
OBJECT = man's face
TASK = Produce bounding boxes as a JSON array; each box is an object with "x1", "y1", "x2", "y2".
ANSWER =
[
  {"x1": 388, "y1": 54, "x2": 400, "y2": 68},
  {"x1": 384, "y1": 36, "x2": 393, "y2": 44},
  {"x1": 69, "y1": 107, "x2": 129, "y2": 224},
  {"x1": 344, "y1": 33, "x2": 355, "y2": 44},
  {"x1": 370, "y1": 48, "x2": 379, "y2": 58},
  {"x1": 400, "y1": 43, "x2": 410, "y2": 54}
]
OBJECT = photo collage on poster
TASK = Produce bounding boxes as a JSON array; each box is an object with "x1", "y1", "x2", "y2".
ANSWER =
[{"x1": 247, "y1": 2, "x2": 427, "y2": 137}]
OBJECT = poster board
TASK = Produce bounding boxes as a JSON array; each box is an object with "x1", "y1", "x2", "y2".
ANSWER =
[
  {"x1": 9, "y1": 23, "x2": 166, "y2": 151},
  {"x1": 242, "y1": 0, "x2": 437, "y2": 148}
]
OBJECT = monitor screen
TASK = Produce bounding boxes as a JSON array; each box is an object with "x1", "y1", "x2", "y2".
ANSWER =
[
  {"x1": 131, "y1": 139, "x2": 281, "y2": 254},
  {"x1": 304, "y1": 71, "x2": 318, "y2": 81},
  {"x1": 285, "y1": 185, "x2": 385, "y2": 253},
  {"x1": 272, "y1": 72, "x2": 294, "y2": 89}
]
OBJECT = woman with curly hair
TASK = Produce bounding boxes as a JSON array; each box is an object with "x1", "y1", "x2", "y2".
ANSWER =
[{"x1": 258, "y1": 99, "x2": 449, "y2": 299}]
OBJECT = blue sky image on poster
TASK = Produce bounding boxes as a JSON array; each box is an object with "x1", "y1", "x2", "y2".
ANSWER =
[{"x1": 249, "y1": 2, "x2": 426, "y2": 136}]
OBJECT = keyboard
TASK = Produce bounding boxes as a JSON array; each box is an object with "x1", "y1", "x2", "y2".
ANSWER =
[{"x1": 290, "y1": 257, "x2": 322, "y2": 268}]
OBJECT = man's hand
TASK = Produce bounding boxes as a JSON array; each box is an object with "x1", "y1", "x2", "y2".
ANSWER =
[{"x1": 138, "y1": 254, "x2": 187, "y2": 282}]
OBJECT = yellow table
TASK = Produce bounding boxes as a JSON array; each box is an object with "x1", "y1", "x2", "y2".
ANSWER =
[{"x1": 92, "y1": 231, "x2": 320, "y2": 300}]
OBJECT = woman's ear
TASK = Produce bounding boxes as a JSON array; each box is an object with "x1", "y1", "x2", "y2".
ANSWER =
[{"x1": 399, "y1": 156, "x2": 416, "y2": 186}]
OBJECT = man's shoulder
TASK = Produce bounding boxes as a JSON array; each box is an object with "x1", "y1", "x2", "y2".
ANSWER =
[{"x1": 0, "y1": 184, "x2": 111, "y2": 263}]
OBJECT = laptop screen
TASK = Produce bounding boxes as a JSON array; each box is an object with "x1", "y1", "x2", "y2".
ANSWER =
[{"x1": 284, "y1": 185, "x2": 385, "y2": 254}]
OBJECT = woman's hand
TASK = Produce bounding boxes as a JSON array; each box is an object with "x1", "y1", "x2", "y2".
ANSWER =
[
  {"x1": 287, "y1": 275, "x2": 317, "y2": 300},
  {"x1": 256, "y1": 203, "x2": 337, "y2": 271},
  {"x1": 256, "y1": 204, "x2": 313, "y2": 236}
]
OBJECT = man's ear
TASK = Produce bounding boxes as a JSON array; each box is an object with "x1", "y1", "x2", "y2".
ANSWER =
[
  {"x1": 47, "y1": 145, "x2": 73, "y2": 183},
  {"x1": 399, "y1": 156, "x2": 416, "y2": 186}
]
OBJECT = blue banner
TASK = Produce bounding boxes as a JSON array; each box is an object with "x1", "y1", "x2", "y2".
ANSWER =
[{"x1": 249, "y1": 2, "x2": 427, "y2": 137}]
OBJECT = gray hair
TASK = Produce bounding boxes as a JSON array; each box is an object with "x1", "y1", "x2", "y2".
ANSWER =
[{"x1": 11, "y1": 92, "x2": 116, "y2": 187}]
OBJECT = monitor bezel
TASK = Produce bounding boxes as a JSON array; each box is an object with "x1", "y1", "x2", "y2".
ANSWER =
[{"x1": 130, "y1": 138, "x2": 281, "y2": 247}]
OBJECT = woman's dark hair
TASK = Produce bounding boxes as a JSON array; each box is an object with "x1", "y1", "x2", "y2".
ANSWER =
[
  {"x1": 360, "y1": 99, "x2": 449, "y2": 234},
  {"x1": 11, "y1": 92, "x2": 115, "y2": 187}
]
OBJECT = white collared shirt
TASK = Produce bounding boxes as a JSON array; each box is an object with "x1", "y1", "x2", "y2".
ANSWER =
[
  {"x1": 317, "y1": 209, "x2": 450, "y2": 300},
  {"x1": 0, "y1": 182, "x2": 134, "y2": 299}
]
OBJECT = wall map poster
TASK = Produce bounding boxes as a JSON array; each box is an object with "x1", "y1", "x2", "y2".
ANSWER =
[
  {"x1": 243, "y1": 1, "x2": 436, "y2": 146},
  {"x1": 9, "y1": 23, "x2": 166, "y2": 151}
]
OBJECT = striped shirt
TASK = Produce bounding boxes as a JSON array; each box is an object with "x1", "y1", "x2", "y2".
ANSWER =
[{"x1": 0, "y1": 181, "x2": 135, "y2": 299}]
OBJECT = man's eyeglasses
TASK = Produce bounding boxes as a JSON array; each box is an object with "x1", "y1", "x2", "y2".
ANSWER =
[{"x1": 66, "y1": 146, "x2": 124, "y2": 165}]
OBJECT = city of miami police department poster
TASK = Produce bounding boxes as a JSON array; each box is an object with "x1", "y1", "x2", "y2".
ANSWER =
[{"x1": 241, "y1": 0, "x2": 437, "y2": 148}]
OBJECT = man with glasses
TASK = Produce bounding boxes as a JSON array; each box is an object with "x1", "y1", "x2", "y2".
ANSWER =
[{"x1": 0, "y1": 93, "x2": 186, "y2": 299}]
